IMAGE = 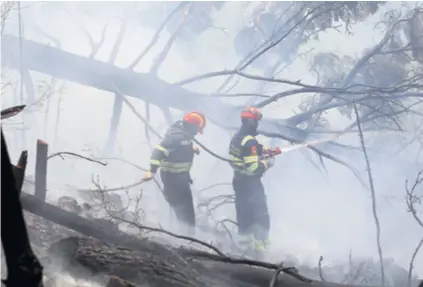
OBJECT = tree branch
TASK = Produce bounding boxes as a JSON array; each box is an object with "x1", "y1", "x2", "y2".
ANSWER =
[
  {"x1": 47, "y1": 151, "x2": 108, "y2": 166},
  {"x1": 149, "y1": 2, "x2": 192, "y2": 75},
  {"x1": 107, "y1": 19, "x2": 126, "y2": 64},
  {"x1": 112, "y1": 82, "x2": 162, "y2": 139},
  {"x1": 405, "y1": 171, "x2": 423, "y2": 229},
  {"x1": 128, "y1": 2, "x2": 189, "y2": 70},
  {"x1": 352, "y1": 101, "x2": 385, "y2": 286},
  {"x1": 408, "y1": 236, "x2": 423, "y2": 287},
  {"x1": 287, "y1": 18, "x2": 406, "y2": 126},
  {"x1": 79, "y1": 22, "x2": 108, "y2": 59}
]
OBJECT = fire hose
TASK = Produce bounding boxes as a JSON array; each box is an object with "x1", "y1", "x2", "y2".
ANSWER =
[{"x1": 1, "y1": 104, "x2": 343, "y2": 164}]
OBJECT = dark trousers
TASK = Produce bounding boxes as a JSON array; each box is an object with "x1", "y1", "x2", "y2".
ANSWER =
[
  {"x1": 160, "y1": 171, "x2": 195, "y2": 229},
  {"x1": 233, "y1": 173, "x2": 270, "y2": 241}
]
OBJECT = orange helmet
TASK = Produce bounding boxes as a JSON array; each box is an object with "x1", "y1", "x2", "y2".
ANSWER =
[
  {"x1": 240, "y1": 106, "x2": 262, "y2": 120},
  {"x1": 183, "y1": 111, "x2": 206, "y2": 134}
]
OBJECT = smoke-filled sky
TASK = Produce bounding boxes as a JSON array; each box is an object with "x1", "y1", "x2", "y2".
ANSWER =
[{"x1": 1, "y1": 1, "x2": 422, "y2": 279}]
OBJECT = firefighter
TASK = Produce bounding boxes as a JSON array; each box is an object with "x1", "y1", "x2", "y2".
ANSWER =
[
  {"x1": 228, "y1": 106, "x2": 275, "y2": 257},
  {"x1": 143, "y1": 111, "x2": 206, "y2": 234}
]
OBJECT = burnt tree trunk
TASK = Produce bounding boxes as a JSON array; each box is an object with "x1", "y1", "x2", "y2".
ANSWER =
[
  {"x1": 47, "y1": 237, "x2": 344, "y2": 287},
  {"x1": 20, "y1": 192, "x2": 383, "y2": 287}
]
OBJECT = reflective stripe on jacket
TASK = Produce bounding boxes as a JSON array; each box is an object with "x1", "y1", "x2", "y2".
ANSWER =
[
  {"x1": 150, "y1": 121, "x2": 194, "y2": 173},
  {"x1": 229, "y1": 132, "x2": 266, "y2": 176}
]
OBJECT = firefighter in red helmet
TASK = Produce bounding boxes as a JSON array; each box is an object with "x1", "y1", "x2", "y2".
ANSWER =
[
  {"x1": 143, "y1": 111, "x2": 206, "y2": 234},
  {"x1": 228, "y1": 106, "x2": 274, "y2": 258}
]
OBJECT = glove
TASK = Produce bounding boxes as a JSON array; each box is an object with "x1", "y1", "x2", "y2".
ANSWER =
[
  {"x1": 262, "y1": 157, "x2": 275, "y2": 170},
  {"x1": 142, "y1": 171, "x2": 155, "y2": 181},
  {"x1": 193, "y1": 145, "x2": 200, "y2": 155}
]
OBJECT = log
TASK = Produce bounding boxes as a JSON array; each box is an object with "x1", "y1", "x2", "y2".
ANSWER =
[
  {"x1": 47, "y1": 236, "x2": 381, "y2": 287},
  {"x1": 20, "y1": 192, "x2": 154, "y2": 252},
  {"x1": 46, "y1": 237, "x2": 296, "y2": 287}
]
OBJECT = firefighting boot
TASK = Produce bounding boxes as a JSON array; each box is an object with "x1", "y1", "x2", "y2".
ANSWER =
[
  {"x1": 252, "y1": 238, "x2": 270, "y2": 260},
  {"x1": 235, "y1": 234, "x2": 256, "y2": 257}
]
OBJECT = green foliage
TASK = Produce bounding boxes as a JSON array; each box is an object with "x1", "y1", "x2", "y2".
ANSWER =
[
  {"x1": 234, "y1": 2, "x2": 386, "y2": 70},
  {"x1": 306, "y1": 8, "x2": 423, "y2": 130}
]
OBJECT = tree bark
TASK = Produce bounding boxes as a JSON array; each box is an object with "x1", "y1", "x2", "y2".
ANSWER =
[
  {"x1": 105, "y1": 276, "x2": 138, "y2": 287},
  {"x1": 47, "y1": 236, "x2": 346, "y2": 287}
]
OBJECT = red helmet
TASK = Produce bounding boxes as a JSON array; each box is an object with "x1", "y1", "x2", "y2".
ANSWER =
[
  {"x1": 240, "y1": 106, "x2": 262, "y2": 120},
  {"x1": 183, "y1": 111, "x2": 206, "y2": 134}
]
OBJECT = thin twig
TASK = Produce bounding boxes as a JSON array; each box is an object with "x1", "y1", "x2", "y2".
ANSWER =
[
  {"x1": 110, "y1": 213, "x2": 225, "y2": 256},
  {"x1": 78, "y1": 180, "x2": 145, "y2": 193},
  {"x1": 128, "y1": 2, "x2": 189, "y2": 70},
  {"x1": 149, "y1": 2, "x2": 192, "y2": 75},
  {"x1": 47, "y1": 152, "x2": 108, "y2": 166},
  {"x1": 405, "y1": 171, "x2": 423, "y2": 228},
  {"x1": 197, "y1": 183, "x2": 231, "y2": 192}
]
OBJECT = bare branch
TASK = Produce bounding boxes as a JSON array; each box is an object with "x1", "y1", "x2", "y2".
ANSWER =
[
  {"x1": 352, "y1": 101, "x2": 385, "y2": 286},
  {"x1": 149, "y1": 2, "x2": 193, "y2": 75},
  {"x1": 79, "y1": 22, "x2": 108, "y2": 59},
  {"x1": 128, "y1": 2, "x2": 189, "y2": 70},
  {"x1": 175, "y1": 4, "x2": 331, "y2": 88},
  {"x1": 197, "y1": 182, "x2": 231, "y2": 193},
  {"x1": 113, "y1": 214, "x2": 226, "y2": 256},
  {"x1": 108, "y1": 19, "x2": 127, "y2": 64},
  {"x1": 47, "y1": 151, "x2": 108, "y2": 166},
  {"x1": 269, "y1": 262, "x2": 289, "y2": 287},
  {"x1": 405, "y1": 171, "x2": 423, "y2": 228},
  {"x1": 91, "y1": 156, "x2": 164, "y2": 193},
  {"x1": 408, "y1": 236, "x2": 423, "y2": 287},
  {"x1": 112, "y1": 82, "x2": 162, "y2": 139},
  {"x1": 78, "y1": 179, "x2": 145, "y2": 193},
  {"x1": 241, "y1": 4, "x2": 336, "y2": 72},
  {"x1": 288, "y1": 17, "x2": 410, "y2": 126}
]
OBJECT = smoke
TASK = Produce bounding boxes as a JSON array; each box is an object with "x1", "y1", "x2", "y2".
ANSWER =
[{"x1": 1, "y1": 1, "x2": 422, "y2": 285}]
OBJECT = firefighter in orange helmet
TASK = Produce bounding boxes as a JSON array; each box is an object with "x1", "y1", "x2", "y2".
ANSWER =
[
  {"x1": 228, "y1": 106, "x2": 274, "y2": 258},
  {"x1": 143, "y1": 112, "x2": 206, "y2": 234}
]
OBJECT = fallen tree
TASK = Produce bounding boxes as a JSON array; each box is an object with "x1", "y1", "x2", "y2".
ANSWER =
[
  {"x1": 47, "y1": 236, "x2": 316, "y2": 287},
  {"x1": 20, "y1": 191, "x2": 390, "y2": 287}
]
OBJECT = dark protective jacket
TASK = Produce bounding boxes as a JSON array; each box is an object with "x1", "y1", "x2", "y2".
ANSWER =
[
  {"x1": 229, "y1": 127, "x2": 267, "y2": 177},
  {"x1": 150, "y1": 121, "x2": 195, "y2": 174}
]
